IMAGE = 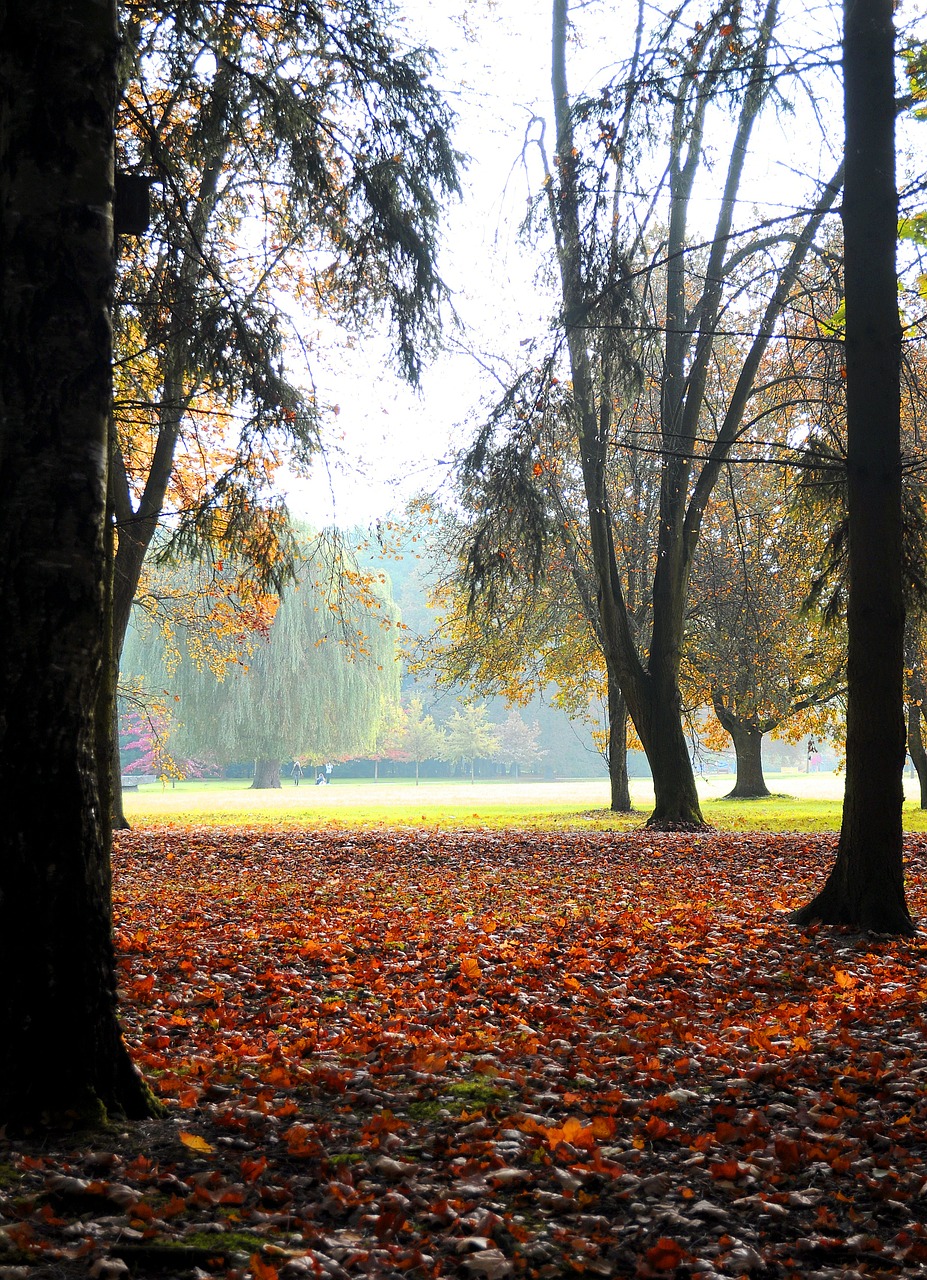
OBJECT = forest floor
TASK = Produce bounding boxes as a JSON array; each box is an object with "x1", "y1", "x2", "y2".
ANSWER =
[{"x1": 3, "y1": 826, "x2": 927, "y2": 1279}]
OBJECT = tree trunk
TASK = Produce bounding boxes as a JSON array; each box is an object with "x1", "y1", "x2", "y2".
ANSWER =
[
  {"x1": 551, "y1": 1, "x2": 705, "y2": 829},
  {"x1": 712, "y1": 698, "x2": 772, "y2": 798},
  {"x1": 793, "y1": 0, "x2": 912, "y2": 933},
  {"x1": 724, "y1": 726, "x2": 770, "y2": 799},
  {"x1": 0, "y1": 0, "x2": 159, "y2": 1126},
  {"x1": 252, "y1": 759, "x2": 282, "y2": 789},
  {"x1": 607, "y1": 679, "x2": 632, "y2": 811},
  {"x1": 111, "y1": 695, "x2": 130, "y2": 830},
  {"x1": 622, "y1": 653, "x2": 703, "y2": 826},
  {"x1": 908, "y1": 704, "x2": 927, "y2": 809},
  {"x1": 639, "y1": 688, "x2": 704, "y2": 827}
]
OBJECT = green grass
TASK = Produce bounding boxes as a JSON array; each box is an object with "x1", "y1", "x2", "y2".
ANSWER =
[{"x1": 122, "y1": 772, "x2": 927, "y2": 834}]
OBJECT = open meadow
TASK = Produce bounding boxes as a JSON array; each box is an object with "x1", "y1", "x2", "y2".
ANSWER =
[{"x1": 123, "y1": 771, "x2": 927, "y2": 834}]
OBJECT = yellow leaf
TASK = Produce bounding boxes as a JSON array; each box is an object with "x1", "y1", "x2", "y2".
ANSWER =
[{"x1": 179, "y1": 1131, "x2": 214, "y2": 1153}]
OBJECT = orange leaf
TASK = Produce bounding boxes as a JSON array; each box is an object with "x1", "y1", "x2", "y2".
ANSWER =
[
  {"x1": 241, "y1": 1156, "x2": 268, "y2": 1183},
  {"x1": 590, "y1": 1115, "x2": 617, "y2": 1140},
  {"x1": 249, "y1": 1253, "x2": 278, "y2": 1280},
  {"x1": 645, "y1": 1237, "x2": 685, "y2": 1270},
  {"x1": 645, "y1": 1116, "x2": 672, "y2": 1139}
]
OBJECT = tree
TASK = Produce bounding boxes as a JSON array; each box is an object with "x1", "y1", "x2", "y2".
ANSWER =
[
  {"x1": 497, "y1": 710, "x2": 545, "y2": 777},
  {"x1": 109, "y1": 0, "x2": 460, "y2": 816},
  {"x1": 427, "y1": 511, "x2": 633, "y2": 804},
  {"x1": 396, "y1": 697, "x2": 447, "y2": 784},
  {"x1": 462, "y1": 0, "x2": 842, "y2": 827},
  {"x1": 906, "y1": 618, "x2": 927, "y2": 807},
  {"x1": 441, "y1": 704, "x2": 501, "y2": 782},
  {"x1": 793, "y1": 0, "x2": 913, "y2": 933},
  {"x1": 684, "y1": 463, "x2": 844, "y2": 798},
  {"x1": 123, "y1": 537, "x2": 400, "y2": 787},
  {"x1": 0, "y1": 0, "x2": 156, "y2": 1124},
  {"x1": 368, "y1": 702, "x2": 407, "y2": 780}
]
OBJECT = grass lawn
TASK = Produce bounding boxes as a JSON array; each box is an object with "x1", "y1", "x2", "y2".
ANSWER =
[{"x1": 123, "y1": 769, "x2": 927, "y2": 832}]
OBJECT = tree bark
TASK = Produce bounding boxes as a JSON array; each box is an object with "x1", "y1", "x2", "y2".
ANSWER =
[
  {"x1": 0, "y1": 0, "x2": 159, "y2": 1125},
  {"x1": 712, "y1": 698, "x2": 772, "y2": 798},
  {"x1": 607, "y1": 679, "x2": 632, "y2": 811},
  {"x1": 252, "y1": 758, "x2": 282, "y2": 789},
  {"x1": 793, "y1": 0, "x2": 912, "y2": 933},
  {"x1": 724, "y1": 726, "x2": 770, "y2": 799},
  {"x1": 907, "y1": 704, "x2": 927, "y2": 809},
  {"x1": 636, "y1": 681, "x2": 704, "y2": 827}
]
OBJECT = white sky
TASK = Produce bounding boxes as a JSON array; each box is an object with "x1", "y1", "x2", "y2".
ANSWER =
[
  {"x1": 279, "y1": 0, "x2": 923, "y2": 530},
  {"x1": 279, "y1": 0, "x2": 559, "y2": 527}
]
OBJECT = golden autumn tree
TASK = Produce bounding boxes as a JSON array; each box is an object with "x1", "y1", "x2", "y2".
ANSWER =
[{"x1": 683, "y1": 457, "x2": 844, "y2": 797}]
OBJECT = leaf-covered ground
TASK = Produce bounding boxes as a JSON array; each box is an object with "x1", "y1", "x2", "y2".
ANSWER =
[{"x1": 4, "y1": 829, "x2": 927, "y2": 1279}]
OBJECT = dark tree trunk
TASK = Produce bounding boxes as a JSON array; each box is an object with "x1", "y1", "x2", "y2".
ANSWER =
[
  {"x1": 628, "y1": 662, "x2": 703, "y2": 826},
  {"x1": 908, "y1": 704, "x2": 927, "y2": 809},
  {"x1": 111, "y1": 687, "x2": 130, "y2": 830},
  {"x1": 0, "y1": 0, "x2": 159, "y2": 1125},
  {"x1": 793, "y1": 0, "x2": 912, "y2": 933},
  {"x1": 252, "y1": 758, "x2": 282, "y2": 788},
  {"x1": 607, "y1": 678, "x2": 632, "y2": 811},
  {"x1": 724, "y1": 726, "x2": 770, "y2": 799},
  {"x1": 712, "y1": 699, "x2": 772, "y2": 799},
  {"x1": 641, "y1": 693, "x2": 704, "y2": 827}
]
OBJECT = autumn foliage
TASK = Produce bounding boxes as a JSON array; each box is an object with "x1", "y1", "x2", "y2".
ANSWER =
[{"x1": 3, "y1": 828, "x2": 927, "y2": 1277}]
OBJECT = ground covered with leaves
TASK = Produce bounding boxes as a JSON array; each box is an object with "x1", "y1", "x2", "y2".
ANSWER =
[{"x1": 4, "y1": 829, "x2": 927, "y2": 1280}]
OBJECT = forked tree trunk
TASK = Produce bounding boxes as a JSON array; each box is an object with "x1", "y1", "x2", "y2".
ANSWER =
[
  {"x1": 0, "y1": 0, "x2": 159, "y2": 1126},
  {"x1": 713, "y1": 699, "x2": 772, "y2": 799},
  {"x1": 793, "y1": 0, "x2": 912, "y2": 934},
  {"x1": 252, "y1": 759, "x2": 282, "y2": 789}
]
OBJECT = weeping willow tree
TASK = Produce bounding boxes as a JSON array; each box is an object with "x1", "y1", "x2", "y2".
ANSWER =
[{"x1": 123, "y1": 537, "x2": 400, "y2": 786}]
